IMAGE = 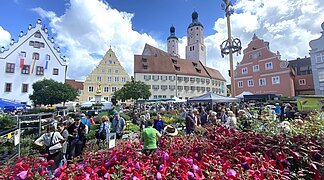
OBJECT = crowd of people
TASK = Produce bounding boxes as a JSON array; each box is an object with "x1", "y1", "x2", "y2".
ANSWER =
[{"x1": 31, "y1": 101, "x2": 323, "y2": 177}]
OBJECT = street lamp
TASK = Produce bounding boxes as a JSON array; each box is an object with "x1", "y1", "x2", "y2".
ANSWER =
[{"x1": 220, "y1": 0, "x2": 242, "y2": 97}]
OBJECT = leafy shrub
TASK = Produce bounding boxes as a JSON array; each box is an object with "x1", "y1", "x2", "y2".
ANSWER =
[
  {"x1": 124, "y1": 122, "x2": 140, "y2": 134},
  {"x1": 0, "y1": 115, "x2": 16, "y2": 130},
  {"x1": 120, "y1": 113, "x2": 131, "y2": 121}
]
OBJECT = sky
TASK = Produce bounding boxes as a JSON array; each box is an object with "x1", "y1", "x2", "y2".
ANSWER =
[{"x1": 0, "y1": 0, "x2": 324, "y2": 83}]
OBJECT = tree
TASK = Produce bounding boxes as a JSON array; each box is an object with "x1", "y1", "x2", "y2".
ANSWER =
[
  {"x1": 114, "y1": 80, "x2": 151, "y2": 101},
  {"x1": 29, "y1": 79, "x2": 78, "y2": 106}
]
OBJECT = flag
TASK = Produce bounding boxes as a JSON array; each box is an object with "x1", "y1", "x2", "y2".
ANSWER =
[
  {"x1": 20, "y1": 58, "x2": 24, "y2": 68},
  {"x1": 45, "y1": 60, "x2": 49, "y2": 69},
  {"x1": 31, "y1": 59, "x2": 36, "y2": 73}
]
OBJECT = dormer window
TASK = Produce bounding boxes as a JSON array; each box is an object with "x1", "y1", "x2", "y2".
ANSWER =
[
  {"x1": 143, "y1": 64, "x2": 148, "y2": 69},
  {"x1": 142, "y1": 58, "x2": 147, "y2": 62},
  {"x1": 195, "y1": 68, "x2": 201, "y2": 73},
  {"x1": 174, "y1": 65, "x2": 180, "y2": 71},
  {"x1": 34, "y1": 31, "x2": 41, "y2": 38},
  {"x1": 192, "y1": 62, "x2": 197, "y2": 67},
  {"x1": 172, "y1": 59, "x2": 177, "y2": 64}
]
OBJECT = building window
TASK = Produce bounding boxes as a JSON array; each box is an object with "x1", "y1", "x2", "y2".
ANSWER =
[
  {"x1": 32, "y1": 52, "x2": 40, "y2": 60},
  {"x1": 299, "y1": 79, "x2": 306, "y2": 85},
  {"x1": 169, "y1": 85, "x2": 175, "y2": 90},
  {"x1": 177, "y1": 77, "x2": 183, "y2": 82},
  {"x1": 196, "y1": 68, "x2": 201, "y2": 73},
  {"x1": 247, "y1": 80, "x2": 254, "y2": 87},
  {"x1": 114, "y1": 77, "x2": 119, "y2": 82},
  {"x1": 190, "y1": 86, "x2": 195, "y2": 91},
  {"x1": 121, "y1": 77, "x2": 126, "y2": 82},
  {"x1": 96, "y1": 76, "x2": 101, "y2": 82},
  {"x1": 53, "y1": 68, "x2": 59, "y2": 75},
  {"x1": 115, "y1": 69, "x2": 119, "y2": 74},
  {"x1": 112, "y1": 87, "x2": 116, "y2": 92},
  {"x1": 107, "y1": 77, "x2": 112, "y2": 82},
  {"x1": 153, "y1": 95, "x2": 158, "y2": 99},
  {"x1": 238, "y1": 81, "x2": 243, "y2": 88},
  {"x1": 196, "y1": 78, "x2": 200, "y2": 83},
  {"x1": 142, "y1": 58, "x2": 147, "y2": 62},
  {"x1": 36, "y1": 66, "x2": 44, "y2": 75},
  {"x1": 108, "y1": 69, "x2": 112, "y2": 73},
  {"x1": 88, "y1": 86, "x2": 94, "y2": 92},
  {"x1": 34, "y1": 31, "x2": 41, "y2": 38},
  {"x1": 174, "y1": 65, "x2": 180, "y2": 71},
  {"x1": 265, "y1": 62, "x2": 273, "y2": 70},
  {"x1": 144, "y1": 75, "x2": 151, "y2": 81},
  {"x1": 315, "y1": 53, "x2": 324, "y2": 63},
  {"x1": 21, "y1": 65, "x2": 30, "y2": 74},
  {"x1": 109, "y1": 60, "x2": 112, "y2": 64},
  {"x1": 153, "y1": 75, "x2": 159, "y2": 81},
  {"x1": 169, "y1": 76, "x2": 175, "y2": 81},
  {"x1": 178, "y1": 86, "x2": 183, "y2": 91},
  {"x1": 104, "y1": 97, "x2": 109, "y2": 101},
  {"x1": 242, "y1": 67, "x2": 248, "y2": 74},
  {"x1": 184, "y1": 77, "x2": 189, "y2": 82},
  {"x1": 184, "y1": 86, "x2": 189, "y2": 91},
  {"x1": 88, "y1": 97, "x2": 93, "y2": 101},
  {"x1": 272, "y1": 76, "x2": 280, "y2": 84},
  {"x1": 20, "y1": 51, "x2": 26, "y2": 57},
  {"x1": 104, "y1": 86, "x2": 109, "y2": 92},
  {"x1": 190, "y1": 77, "x2": 195, "y2": 82},
  {"x1": 250, "y1": 52, "x2": 261, "y2": 59},
  {"x1": 22, "y1": 84, "x2": 28, "y2": 93},
  {"x1": 161, "y1": 85, "x2": 167, "y2": 90},
  {"x1": 5, "y1": 83, "x2": 12, "y2": 92},
  {"x1": 6, "y1": 63, "x2": 15, "y2": 73},
  {"x1": 29, "y1": 41, "x2": 34, "y2": 46},
  {"x1": 201, "y1": 46, "x2": 204, "y2": 51},
  {"x1": 253, "y1": 65, "x2": 259, "y2": 72},
  {"x1": 143, "y1": 64, "x2": 148, "y2": 69},
  {"x1": 152, "y1": 85, "x2": 159, "y2": 90},
  {"x1": 192, "y1": 62, "x2": 197, "y2": 67},
  {"x1": 161, "y1": 76, "x2": 167, "y2": 81},
  {"x1": 259, "y1": 78, "x2": 266, "y2": 86},
  {"x1": 172, "y1": 59, "x2": 177, "y2": 64},
  {"x1": 46, "y1": 55, "x2": 50, "y2": 61}
]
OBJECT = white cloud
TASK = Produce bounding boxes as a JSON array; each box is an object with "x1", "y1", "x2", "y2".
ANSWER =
[
  {"x1": 0, "y1": 26, "x2": 11, "y2": 48},
  {"x1": 32, "y1": 0, "x2": 162, "y2": 81},
  {"x1": 205, "y1": 0, "x2": 324, "y2": 83}
]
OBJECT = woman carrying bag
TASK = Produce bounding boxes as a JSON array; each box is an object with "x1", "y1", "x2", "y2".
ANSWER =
[
  {"x1": 96, "y1": 116, "x2": 110, "y2": 145},
  {"x1": 34, "y1": 124, "x2": 65, "y2": 177}
]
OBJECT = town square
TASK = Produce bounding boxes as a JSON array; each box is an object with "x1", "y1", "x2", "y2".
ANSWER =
[{"x1": 0, "y1": 0, "x2": 323, "y2": 179}]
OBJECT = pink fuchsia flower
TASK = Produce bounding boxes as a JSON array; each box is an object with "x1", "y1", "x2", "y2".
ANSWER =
[
  {"x1": 187, "y1": 171, "x2": 195, "y2": 180},
  {"x1": 193, "y1": 164, "x2": 199, "y2": 173},
  {"x1": 17, "y1": 170, "x2": 27, "y2": 179},
  {"x1": 162, "y1": 152, "x2": 169, "y2": 161},
  {"x1": 156, "y1": 172, "x2": 162, "y2": 180},
  {"x1": 226, "y1": 169, "x2": 237, "y2": 178}
]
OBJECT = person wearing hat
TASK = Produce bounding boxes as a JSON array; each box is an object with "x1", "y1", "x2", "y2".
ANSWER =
[
  {"x1": 140, "y1": 120, "x2": 162, "y2": 156},
  {"x1": 67, "y1": 115, "x2": 87, "y2": 159},
  {"x1": 163, "y1": 125, "x2": 178, "y2": 136},
  {"x1": 111, "y1": 112, "x2": 126, "y2": 139}
]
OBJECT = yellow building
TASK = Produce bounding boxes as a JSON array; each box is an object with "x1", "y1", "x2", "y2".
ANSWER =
[{"x1": 79, "y1": 48, "x2": 130, "y2": 102}]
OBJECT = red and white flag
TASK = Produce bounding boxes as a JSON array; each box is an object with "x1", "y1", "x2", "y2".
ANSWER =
[{"x1": 17, "y1": 52, "x2": 25, "y2": 69}]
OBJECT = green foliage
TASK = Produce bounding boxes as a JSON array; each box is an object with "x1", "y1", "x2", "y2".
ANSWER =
[
  {"x1": 0, "y1": 115, "x2": 16, "y2": 130},
  {"x1": 124, "y1": 122, "x2": 140, "y2": 134},
  {"x1": 29, "y1": 79, "x2": 78, "y2": 106},
  {"x1": 120, "y1": 113, "x2": 131, "y2": 121},
  {"x1": 114, "y1": 80, "x2": 151, "y2": 101}
]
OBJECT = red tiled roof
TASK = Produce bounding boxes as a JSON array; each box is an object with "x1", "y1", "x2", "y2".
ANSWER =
[
  {"x1": 66, "y1": 79, "x2": 84, "y2": 90},
  {"x1": 134, "y1": 44, "x2": 225, "y2": 81}
]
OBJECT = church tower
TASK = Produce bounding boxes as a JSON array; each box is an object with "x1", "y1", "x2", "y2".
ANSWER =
[
  {"x1": 186, "y1": 11, "x2": 206, "y2": 65},
  {"x1": 167, "y1": 25, "x2": 179, "y2": 57}
]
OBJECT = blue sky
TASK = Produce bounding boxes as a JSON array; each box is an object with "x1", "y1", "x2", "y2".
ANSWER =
[
  {"x1": 0, "y1": 0, "x2": 226, "y2": 42},
  {"x1": 0, "y1": 0, "x2": 323, "y2": 82}
]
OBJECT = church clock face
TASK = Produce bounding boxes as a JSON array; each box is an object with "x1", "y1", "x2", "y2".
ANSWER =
[{"x1": 280, "y1": 61, "x2": 287, "y2": 68}]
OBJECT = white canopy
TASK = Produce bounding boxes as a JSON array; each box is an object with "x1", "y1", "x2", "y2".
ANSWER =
[
  {"x1": 81, "y1": 98, "x2": 113, "y2": 110},
  {"x1": 235, "y1": 91, "x2": 253, "y2": 99},
  {"x1": 169, "y1": 97, "x2": 187, "y2": 103}
]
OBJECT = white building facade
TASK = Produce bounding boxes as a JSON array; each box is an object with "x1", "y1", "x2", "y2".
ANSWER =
[
  {"x1": 135, "y1": 72, "x2": 226, "y2": 100},
  {"x1": 309, "y1": 22, "x2": 324, "y2": 95},
  {"x1": 0, "y1": 19, "x2": 67, "y2": 105}
]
